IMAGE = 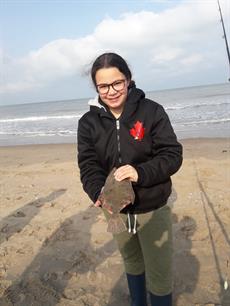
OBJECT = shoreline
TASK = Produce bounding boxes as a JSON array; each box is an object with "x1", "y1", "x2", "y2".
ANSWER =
[{"x1": 0, "y1": 136, "x2": 229, "y2": 147}]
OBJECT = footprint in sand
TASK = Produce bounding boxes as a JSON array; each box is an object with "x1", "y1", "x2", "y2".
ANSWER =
[{"x1": 13, "y1": 211, "x2": 26, "y2": 218}]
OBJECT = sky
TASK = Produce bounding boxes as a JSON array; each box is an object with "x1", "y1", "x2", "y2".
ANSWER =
[{"x1": 0, "y1": 0, "x2": 229, "y2": 105}]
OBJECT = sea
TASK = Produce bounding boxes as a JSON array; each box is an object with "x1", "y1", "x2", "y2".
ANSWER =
[{"x1": 0, "y1": 83, "x2": 229, "y2": 146}]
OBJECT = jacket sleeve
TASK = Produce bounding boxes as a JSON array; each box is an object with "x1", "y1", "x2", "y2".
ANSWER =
[
  {"x1": 135, "y1": 105, "x2": 183, "y2": 187},
  {"x1": 77, "y1": 116, "x2": 107, "y2": 203}
]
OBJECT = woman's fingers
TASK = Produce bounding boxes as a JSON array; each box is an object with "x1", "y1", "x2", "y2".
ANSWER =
[
  {"x1": 94, "y1": 199, "x2": 113, "y2": 214},
  {"x1": 94, "y1": 199, "x2": 102, "y2": 207},
  {"x1": 114, "y1": 165, "x2": 138, "y2": 182}
]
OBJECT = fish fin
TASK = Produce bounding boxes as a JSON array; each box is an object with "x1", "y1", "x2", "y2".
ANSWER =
[{"x1": 107, "y1": 215, "x2": 127, "y2": 234}]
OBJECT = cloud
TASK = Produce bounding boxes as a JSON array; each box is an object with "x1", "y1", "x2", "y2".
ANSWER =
[
  {"x1": 1, "y1": 0, "x2": 229, "y2": 94},
  {"x1": 151, "y1": 48, "x2": 184, "y2": 64},
  {"x1": 180, "y1": 54, "x2": 203, "y2": 66}
]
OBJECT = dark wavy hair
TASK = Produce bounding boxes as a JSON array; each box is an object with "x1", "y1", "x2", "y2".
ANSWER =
[{"x1": 91, "y1": 53, "x2": 133, "y2": 88}]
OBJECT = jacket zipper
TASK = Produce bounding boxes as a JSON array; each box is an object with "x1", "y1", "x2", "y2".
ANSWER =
[
  {"x1": 116, "y1": 119, "x2": 122, "y2": 164},
  {"x1": 116, "y1": 119, "x2": 131, "y2": 217}
]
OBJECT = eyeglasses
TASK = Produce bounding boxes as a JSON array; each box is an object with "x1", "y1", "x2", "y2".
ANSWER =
[{"x1": 96, "y1": 79, "x2": 126, "y2": 95}]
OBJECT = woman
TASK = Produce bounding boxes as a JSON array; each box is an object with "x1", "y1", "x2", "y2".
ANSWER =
[{"x1": 77, "y1": 52, "x2": 183, "y2": 306}]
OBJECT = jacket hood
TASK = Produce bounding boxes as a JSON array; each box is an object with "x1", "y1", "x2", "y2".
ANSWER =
[
  {"x1": 121, "y1": 86, "x2": 146, "y2": 121},
  {"x1": 88, "y1": 96, "x2": 106, "y2": 111}
]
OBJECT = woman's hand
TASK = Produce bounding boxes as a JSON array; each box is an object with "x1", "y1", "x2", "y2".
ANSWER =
[
  {"x1": 114, "y1": 165, "x2": 138, "y2": 182},
  {"x1": 94, "y1": 186, "x2": 104, "y2": 207},
  {"x1": 94, "y1": 199, "x2": 113, "y2": 214},
  {"x1": 94, "y1": 199, "x2": 102, "y2": 207}
]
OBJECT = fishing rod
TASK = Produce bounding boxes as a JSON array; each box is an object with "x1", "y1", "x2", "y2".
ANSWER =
[{"x1": 217, "y1": 0, "x2": 230, "y2": 81}]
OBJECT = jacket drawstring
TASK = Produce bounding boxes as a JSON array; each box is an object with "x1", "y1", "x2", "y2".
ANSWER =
[
  {"x1": 128, "y1": 213, "x2": 132, "y2": 233},
  {"x1": 127, "y1": 213, "x2": 137, "y2": 234},
  {"x1": 133, "y1": 214, "x2": 137, "y2": 234}
]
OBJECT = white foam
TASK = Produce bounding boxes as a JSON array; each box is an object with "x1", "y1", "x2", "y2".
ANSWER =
[{"x1": 0, "y1": 114, "x2": 83, "y2": 123}]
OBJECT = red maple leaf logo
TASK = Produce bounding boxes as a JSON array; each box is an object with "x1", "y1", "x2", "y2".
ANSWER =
[{"x1": 130, "y1": 121, "x2": 145, "y2": 141}]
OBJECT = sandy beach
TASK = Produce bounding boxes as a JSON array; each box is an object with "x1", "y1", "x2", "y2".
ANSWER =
[{"x1": 0, "y1": 138, "x2": 229, "y2": 306}]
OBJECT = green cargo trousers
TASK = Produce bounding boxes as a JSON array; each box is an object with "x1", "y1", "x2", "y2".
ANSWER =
[{"x1": 104, "y1": 204, "x2": 173, "y2": 296}]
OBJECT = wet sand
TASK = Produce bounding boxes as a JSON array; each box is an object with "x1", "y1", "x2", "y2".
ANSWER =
[{"x1": 0, "y1": 138, "x2": 229, "y2": 306}]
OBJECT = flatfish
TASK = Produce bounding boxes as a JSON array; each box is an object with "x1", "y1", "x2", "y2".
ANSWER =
[{"x1": 99, "y1": 168, "x2": 135, "y2": 234}]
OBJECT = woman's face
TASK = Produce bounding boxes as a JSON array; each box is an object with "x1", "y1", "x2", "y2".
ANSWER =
[{"x1": 95, "y1": 67, "x2": 130, "y2": 114}]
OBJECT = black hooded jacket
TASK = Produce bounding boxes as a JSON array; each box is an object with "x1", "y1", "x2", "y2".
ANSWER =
[{"x1": 77, "y1": 86, "x2": 183, "y2": 214}]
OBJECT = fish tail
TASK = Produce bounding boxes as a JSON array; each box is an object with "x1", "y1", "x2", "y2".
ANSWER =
[{"x1": 107, "y1": 215, "x2": 126, "y2": 234}]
